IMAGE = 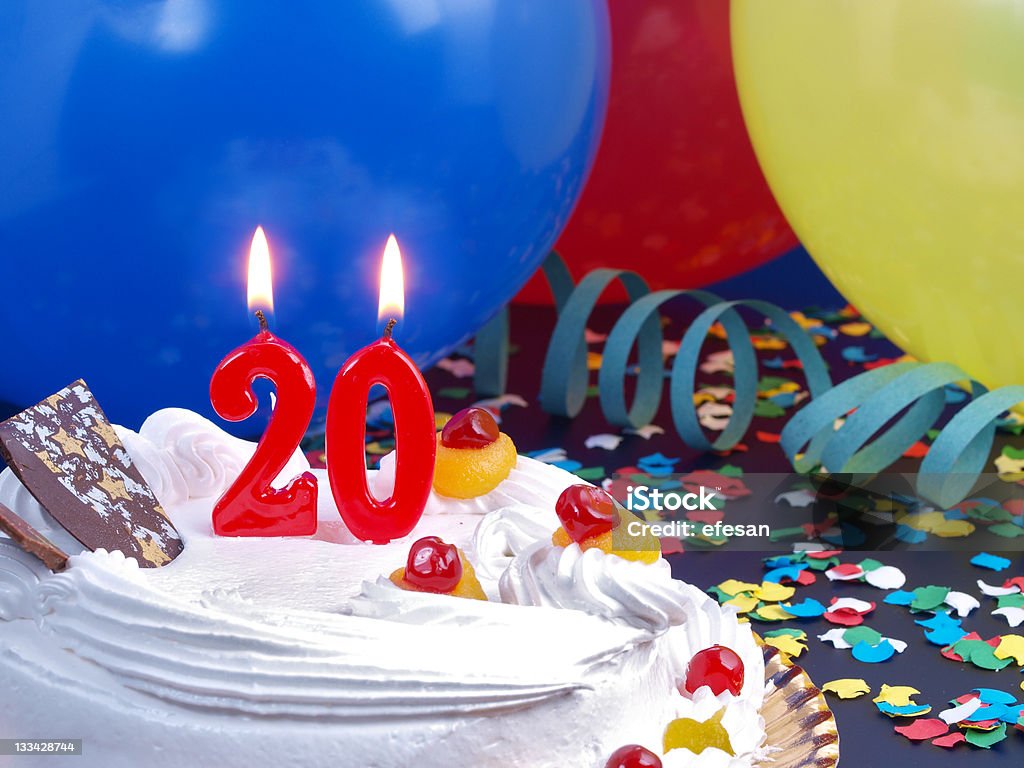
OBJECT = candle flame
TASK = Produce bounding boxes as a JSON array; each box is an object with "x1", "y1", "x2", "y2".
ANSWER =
[
  {"x1": 247, "y1": 226, "x2": 274, "y2": 316},
  {"x1": 377, "y1": 234, "x2": 405, "y2": 324}
]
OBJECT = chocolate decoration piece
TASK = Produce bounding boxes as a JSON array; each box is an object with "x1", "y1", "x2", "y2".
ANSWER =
[
  {"x1": 0, "y1": 502, "x2": 69, "y2": 572},
  {"x1": 0, "y1": 380, "x2": 183, "y2": 567}
]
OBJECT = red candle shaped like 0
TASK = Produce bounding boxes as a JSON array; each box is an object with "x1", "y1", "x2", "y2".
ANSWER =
[
  {"x1": 326, "y1": 235, "x2": 436, "y2": 544},
  {"x1": 210, "y1": 227, "x2": 318, "y2": 536}
]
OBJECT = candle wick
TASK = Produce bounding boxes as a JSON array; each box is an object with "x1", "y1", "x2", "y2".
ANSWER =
[
  {"x1": 382, "y1": 318, "x2": 397, "y2": 340},
  {"x1": 255, "y1": 310, "x2": 269, "y2": 333}
]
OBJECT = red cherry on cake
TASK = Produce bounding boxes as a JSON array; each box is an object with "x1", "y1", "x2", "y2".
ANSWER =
[
  {"x1": 682, "y1": 645, "x2": 745, "y2": 697},
  {"x1": 605, "y1": 744, "x2": 662, "y2": 768},
  {"x1": 555, "y1": 484, "x2": 620, "y2": 543},
  {"x1": 440, "y1": 407, "x2": 500, "y2": 449},
  {"x1": 405, "y1": 536, "x2": 462, "y2": 593}
]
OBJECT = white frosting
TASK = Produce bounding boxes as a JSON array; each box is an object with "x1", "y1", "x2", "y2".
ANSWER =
[
  {"x1": 0, "y1": 409, "x2": 766, "y2": 768},
  {"x1": 371, "y1": 447, "x2": 580, "y2": 515},
  {"x1": 471, "y1": 504, "x2": 561, "y2": 584},
  {"x1": 117, "y1": 408, "x2": 312, "y2": 504},
  {"x1": 501, "y1": 542, "x2": 691, "y2": 632}
]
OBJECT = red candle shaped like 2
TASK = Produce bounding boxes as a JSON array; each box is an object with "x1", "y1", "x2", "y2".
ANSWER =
[
  {"x1": 210, "y1": 227, "x2": 319, "y2": 536},
  {"x1": 326, "y1": 235, "x2": 436, "y2": 544}
]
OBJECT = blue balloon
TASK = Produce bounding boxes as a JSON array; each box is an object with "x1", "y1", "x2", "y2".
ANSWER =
[{"x1": 0, "y1": 1, "x2": 609, "y2": 431}]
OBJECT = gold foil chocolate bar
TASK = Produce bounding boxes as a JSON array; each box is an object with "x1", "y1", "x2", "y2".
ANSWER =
[
  {"x1": 0, "y1": 502, "x2": 69, "y2": 571},
  {"x1": 0, "y1": 380, "x2": 183, "y2": 567}
]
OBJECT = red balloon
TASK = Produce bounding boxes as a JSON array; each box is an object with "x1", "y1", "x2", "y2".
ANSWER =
[{"x1": 516, "y1": 1, "x2": 795, "y2": 302}]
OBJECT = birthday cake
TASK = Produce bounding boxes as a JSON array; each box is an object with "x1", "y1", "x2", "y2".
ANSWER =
[{"x1": 0, "y1": 398, "x2": 766, "y2": 768}]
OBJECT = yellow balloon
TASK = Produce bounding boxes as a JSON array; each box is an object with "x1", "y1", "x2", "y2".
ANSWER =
[{"x1": 731, "y1": 0, "x2": 1024, "y2": 390}]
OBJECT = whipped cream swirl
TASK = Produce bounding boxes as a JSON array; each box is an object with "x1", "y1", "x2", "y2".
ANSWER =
[
  {"x1": 120, "y1": 408, "x2": 310, "y2": 504},
  {"x1": 499, "y1": 541, "x2": 694, "y2": 633},
  {"x1": 471, "y1": 504, "x2": 561, "y2": 583}
]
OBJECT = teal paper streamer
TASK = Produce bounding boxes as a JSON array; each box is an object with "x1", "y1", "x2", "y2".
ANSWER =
[
  {"x1": 818, "y1": 362, "x2": 965, "y2": 474},
  {"x1": 539, "y1": 250, "x2": 576, "y2": 313},
  {"x1": 473, "y1": 252, "x2": 575, "y2": 397},
  {"x1": 919, "y1": 385, "x2": 1024, "y2": 508},
  {"x1": 672, "y1": 299, "x2": 832, "y2": 451},
  {"x1": 472, "y1": 306, "x2": 509, "y2": 397},
  {"x1": 471, "y1": 251, "x2": 1024, "y2": 507},
  {"x1": 599, "y1": 288, "x2": 733, "y2": 428},
  {"x1": 540, "y1": 268, "x2": 652, "y2": 417},
  {"x1": 779, "y1": 361, "x2": 917, "y2": 472}
]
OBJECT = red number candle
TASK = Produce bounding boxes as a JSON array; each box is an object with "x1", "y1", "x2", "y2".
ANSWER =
[
  {"x1": 326, "y1": 235, "x2": 436, "y2": 544},
  {"x1": 209, "y1": 227, "x2": 318, "y2": 537}
]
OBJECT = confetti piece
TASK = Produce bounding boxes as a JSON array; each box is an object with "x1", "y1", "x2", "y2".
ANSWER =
[
  {"x1": 841, "y1": 345, "x2": 877, "y2": 363},
  {"x1": 931, "y1": 732, "x2": 967, "y2": 749},
  {"x1": 895, "y1": 525, "x2": 928, "y2": 544},
  {"x1": 939, "y1": 697, "x2": 984, "y2": 725},
  {"x1": 623, "y1": 424, "x2": 665, "y2": 440},
  {"x1": 572, "y1": 466, "x2": 606, "y2": 481},
  {"x1": 944, "y1": 591, "x2": 980, "y2": 618},
  {"x1": 864, "y1": 565, "x2": 907, "y2": 590},
  {"x1": 921, "y1": 619, "x2": 968, "y2": 647},
  {"x1": 795, "y1": 570, "x2": 817, "y2": 587},
  {"x1": 886, "y1": 638, "x2": 908, "y2": 653},
  {"x1": 775, "y1": 489, "x2": 816, "y2": 507},
  {"x1": 977, "y1": 579, "x2": 1020, "y2": 597},
  {"x1": 762, "y1": 633, "x2": 807, "y2": 658},
  {"x1": 964, "y1": 723, "x2": 1007, "y2": 749},
  {"x1": 838, "y1": 321, "x2": 872, "y2": 336},
  {"x1": 434, "y1": 357, "x2": 475, "y2": 378},
  {"x1": 824, "y1": 608, "x2": 865, "y2": 627},
  {"x1": 874, "y1": 685, "x2": 922, "y2": 707},
  {"x1": 826, "y1": 563, "x2": 864, "y2": 582},
  {"x1": 722, "y1": 594, "x2": 760, "y2": 614},
  {"x1": 901, "y1": 441, "x2": 929, "y2": 459},
  {"x1": 784, "y1": 598, "x2": 827, "y2": 618},
  {"x1": 876, "y1": 702, "x2": 933, "y2": 718},
  {"x1": 583, "y1": 433, "x2": 623, "y2": 451},
  {"x1": 697, "y1": 401, "x2": 733, "y2": 431},
  {"x1": 971, "y1": 688, "x2": 1018, "y2": 705},
  {"x1": 818, "y1": 628, "x2": 852, "y2": 649},
  {"x1": 637, "y1": 452, "x2": 679, "y2": 468},
  {"x1": 970, "y1": 552, "x2": 1012, "y2": 571},
  {"x1": 852, "y1": 639, "x2": 896, "y2": 663},
  {"x1": 994, "y1": 634, "x2": 1024, "y2": 665},
  {"x1": 952, "y1": 639, "x2": 1013, "y2": 670},
  {"x1": 830, "y1": 597, "x2": 875, "y2": 614},
  {"x1": 894, "y1": 719, "x2": 948, "y2": 741},
  {"x1": 988, "y1": 522, "x2": 1024, "y2": 538},
  {"x1": 884, "y1": 590, "x2": 916, "y2": 606},
  {"x1": 763, "y1": 564, "x2": 809, "y2": 584},
  {"x1": 754, "y1": 582, "x2": 795, "y2": 602},
  {"x1": 931, "y1": 519, "x2": 975, "y2": 538},
  {"x1": 438, "y1": 386, "x2": 471, "y2": 399},
  {"x1": 822, "y1": 679, "x2": 871, "y2": 699},
  {"x1": 749, "y1": 604, "x2": 796, "y2": 622},
  {"x1": 911, "y1": 585, "x2": 950, "y2": 612},
  {"x1": 698, "y1": 349, "x2": 734, "y2": 374},
  {"x1": 717, "y1": 579, "x2": 760, "y2": 597},
  {"x1": 525, "y1": 447, "x2": 568, "y2": 463},
  {"x1": 753, "y1": 399, "x2": 786, "y2": 418},
  {"x1": 842, "y1": 626, "x2": 883, "y2": 646},
  {"x1": 553, "y1": 459, "x2": 583, "y2": 472},
  {"x1": 992, "y1": 606, "x2": 1024, "y2": 628}
]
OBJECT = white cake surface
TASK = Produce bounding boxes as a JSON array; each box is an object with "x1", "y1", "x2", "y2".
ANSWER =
[{"x1": 0, "y1": 409, "x2": 766, "y2": 768}]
